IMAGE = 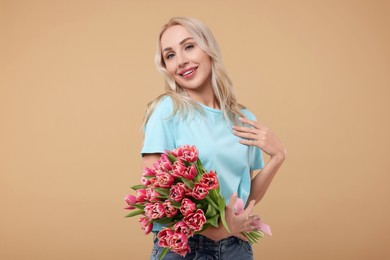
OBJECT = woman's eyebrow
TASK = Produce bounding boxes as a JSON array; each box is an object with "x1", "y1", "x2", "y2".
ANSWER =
[{"x1": 162, "y1": 37, "x2": 194, "y2": 53}]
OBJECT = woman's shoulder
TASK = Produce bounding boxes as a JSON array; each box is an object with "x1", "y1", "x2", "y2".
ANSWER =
[
  {"x1": 145, "y1": 93, "x2": 176, "y2": 119},
  {"x1": 142, "y1": 93, "x2": 179, "y2": 129},
  {"x1": 148, "y1": 93, "x2": 174, "y2": 109},
  {"x1": 240, "y1": 106, "x2": 257, "y2": 121}
]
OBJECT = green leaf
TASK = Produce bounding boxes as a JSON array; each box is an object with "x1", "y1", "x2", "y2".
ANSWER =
[
  {"x1": 208, "y1": 189, "x2": 218, "y2": 203},
  {"x1": 154, "y1": 188, "x2": 170, "y2": 197},
  {"x1": 196, "y1": 159, "x2": 206, "y2": 172},
  {"x1": 153, "y1": 217, "x2": 173, "y2": 224},
  {"x1": 206, "y1": 214, "x2": 219, "y2": 227},
  {"x1": 194, "y1": 164, "x2": 203, "y2": 182},
  {"x1": 131, "y1": 184, "x2": 146, "y2": 190},
  {"x1": 124, "y1": 209, "x2": 144, "y2": 218},
  {"x1": 205, "y1": 203, "x2": 217, "y2": 218},
  {"x1": 215, "y1": 183, "x2": 221, "y2": 195},
  {"x1": 203, "y1": 197, "x2": 218, "y2": 216},
  {"x1": 155, "y1": 196, "x2": 168, "y2": 199},
  {"x1": 180, "y1": 177, "x2": 194, "y2": 189},
  {"x1": 132, "y1": 204, "x2": 145, "y2": 210},
  {"x1": 218, "y1": 198, "x2": 230, "y2": 233},
  {"x1": 158, "y1": 247, "x2": 170, "y2": 260},
  {"x1": 166, "y1": 153, "x2": 177, "y2": 164},
  {"x1": 184, "y1": 161, "x2": 191, "y2": 167},
  {"x1": 214, "y1": 171, "x2": 221, "y2": 194},
  {"x1": 170, "y1": 201, "x2": 182, "y2": 209}
]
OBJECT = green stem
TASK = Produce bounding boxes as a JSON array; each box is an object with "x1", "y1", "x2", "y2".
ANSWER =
[
  {"x1": 204, "y1": 196, "x2": 219, "y2": 211},
  {"x1": 243, "y1": 232, "x2": 254, "y2": 244},
  {"x1": 158, "y1": 247, "x2": 169, "y2": 260}
]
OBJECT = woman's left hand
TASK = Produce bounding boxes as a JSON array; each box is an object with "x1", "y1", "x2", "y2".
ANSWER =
[{"x1": 232, "y1": 117, "x2": 286, "y2": 159}]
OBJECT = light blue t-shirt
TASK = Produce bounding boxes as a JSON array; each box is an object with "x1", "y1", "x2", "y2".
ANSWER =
[{"x1": 141, "y1": 96, "x2": 264, "y2": 205}]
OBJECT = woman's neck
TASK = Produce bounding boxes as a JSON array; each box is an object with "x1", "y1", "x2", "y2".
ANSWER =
[
  {"x1": 185, "y1": 80, "x2": 220, "y2": 109},
  {"x1": 187, "y1": 89, "x2": 220, "y2": 109}
]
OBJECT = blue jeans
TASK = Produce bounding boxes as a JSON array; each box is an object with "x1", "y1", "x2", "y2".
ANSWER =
[{"x1": 150, "y1": 234, "x2": 254, "y2": 260}]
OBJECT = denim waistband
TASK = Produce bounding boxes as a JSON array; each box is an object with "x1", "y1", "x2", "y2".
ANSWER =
[
  {"x1": 151, "y1": 232, "x2": 253, "y2": 259},
  {"x1": 196, "y1": 234, "x2": 241, "y2": 247},
  {"x1": 153, "y1": 232, "x2": 241, "y2": 247}
]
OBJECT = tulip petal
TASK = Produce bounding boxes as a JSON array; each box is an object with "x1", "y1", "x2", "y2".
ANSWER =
[{"x1": 234, "y1": 198, "x2": 245, "y2": 215}]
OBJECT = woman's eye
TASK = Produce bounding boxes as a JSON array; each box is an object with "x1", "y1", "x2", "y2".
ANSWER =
[
  {"x1": 166, "y1": 53, "x2": 175, "y2": 59},
  {"x1": 185, "y1": 44, "x2": 194, "y2": 50}
]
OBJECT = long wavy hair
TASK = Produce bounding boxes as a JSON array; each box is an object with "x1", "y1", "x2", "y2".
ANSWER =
[{"x1": 142, "y1": 17, "x2": 245, "y2": 129}]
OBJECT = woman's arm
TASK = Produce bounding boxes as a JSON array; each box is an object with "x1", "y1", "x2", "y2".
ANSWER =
[
  {"x1": 248, "y1": 155, "x2": 285, "y2": 204},
  {"x1": 233, "y1": 117, "x2": 287, "y2": 205}
]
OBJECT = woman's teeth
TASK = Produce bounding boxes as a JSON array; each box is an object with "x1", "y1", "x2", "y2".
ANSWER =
[{"x1": 183, "y1": 69, "x2": 194, "y2": 76}]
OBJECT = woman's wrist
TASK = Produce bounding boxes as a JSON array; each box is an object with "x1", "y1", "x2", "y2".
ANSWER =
[{"x1": 270, "y1": 150, "x2": 287, "y2": 162}]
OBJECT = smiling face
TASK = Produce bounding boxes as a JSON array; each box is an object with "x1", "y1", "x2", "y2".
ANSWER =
[{"x1": 160, "y1": 25, "x2": 213, "y2": 94}]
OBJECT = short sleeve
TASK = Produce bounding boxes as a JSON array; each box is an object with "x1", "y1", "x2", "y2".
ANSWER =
[
  {"x1": 141, "y1": 96, "x2": 176, "y2": 156},
  {"x1": 242, "y1": 109, "x2": 265, "y2": 171}
]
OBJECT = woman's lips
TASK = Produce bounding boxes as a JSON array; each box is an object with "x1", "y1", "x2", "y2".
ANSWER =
[{"x1": 179, "y1": 67, "x2": 198, "y2": 79}]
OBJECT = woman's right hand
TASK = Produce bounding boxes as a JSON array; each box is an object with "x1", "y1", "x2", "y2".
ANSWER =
[{"x1": 225, "y1": 192, "x2": 258, "y2": 240}]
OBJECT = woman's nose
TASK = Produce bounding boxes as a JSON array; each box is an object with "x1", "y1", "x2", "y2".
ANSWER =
[{"x1": 176, "y1": 52, "x2": 189, "y2": 68}]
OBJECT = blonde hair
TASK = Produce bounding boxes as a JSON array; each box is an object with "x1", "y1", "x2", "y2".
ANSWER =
[{"x1": 142, "y1": 17, "x2": 245, "y2": 129}]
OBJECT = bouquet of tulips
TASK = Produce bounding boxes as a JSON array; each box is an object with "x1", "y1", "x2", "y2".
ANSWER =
[{"x1": 124, "y1": 145, "x2": 270, "y2": 259}]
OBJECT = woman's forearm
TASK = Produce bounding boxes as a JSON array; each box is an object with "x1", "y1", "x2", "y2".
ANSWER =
[{"x1": 248, "y1": 155, "x2": 285, "y2": 205}]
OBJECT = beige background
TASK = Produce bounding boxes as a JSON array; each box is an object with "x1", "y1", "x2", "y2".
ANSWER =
[{"x1": 1, "y1": 0, "x2": 389, "y2": 259}]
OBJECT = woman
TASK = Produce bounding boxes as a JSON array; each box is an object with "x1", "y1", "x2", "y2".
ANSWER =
[{"x1": 141, "y1": 17, "x2": 286, "y2": 259}]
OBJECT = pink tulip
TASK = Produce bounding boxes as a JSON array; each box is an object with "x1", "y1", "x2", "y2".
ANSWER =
[
  {"x1": 144, "y1": 203, "x2": 154, "y2": 219},
  {"x1": 169, "y1": 184, "x2": 186, "y2": 202},
  {"x1": 155, "y1": 172, "x2": 175, "y2": 188},
  {"x1": 144, "y1": 203, "x2": 165, "y2": 219},
  {"x1": 142, "y1": 167, "x2": 156, "y2": 177},
  {"x1": 234, "y1": 198, "x2": 245, "y2": 215},
  {"x1": 136, "y1": 189, "x2": 147, "y2": 203},
  {"x1": 234, "y1": 198, "x2": 272, "y2": 236},
  {"x1": 167, "y1": 232, "x2": 190, "y2": 257},
  {"x1": 152, "y1": 167, "x2": 165, "y2": 177},
  {"x1": 251, "y1": 217, "x2": 272, "y2": 236},
  {"x1": 154, "y1": 202, "x2": 166, "y2": 219},
  {"x1": 138, "y1": 217, "x2": 153, "y2": 235},
  {"x1": 180, "y1": 198, "x2": 196, "y2": 216},
  {"x1": 176, "y1": 182, "x2": 192, "y2": 197},
  {"x1": 157, "y1": 228, "x2": 174, "y2": 247},
  {"x1": 159, "y1": 154, "x2": 173, "y2": 171},
  {"x1": 124, "y1": 194, "x2": 137, "y2": 210},
  {"x1": 171, "y1": 145, "x2": 198, "y2": 163},
  {"x1": 191, "y1": 183, "x2": 209, "y2": 200},
  {"x1": 145, "y1": 186, "x2": 153, "y2": 201},
  {"x1": 174, "y1": 221, "x2": 194, "y2": 237},
  {"x1": 183, "y1": 209, "x2": 206, "y2": 231},
  {"x1": 163, "y1": 200, "x2": 179, "y2": 218},
  {"x1": 172, "y1": 161, "x2": 187, "y2": 178},
  {"x1": 149, "y1": 189, "x2": 162, "y2": 202},
  {"x1": 181, "y1": 164, "x2": 197, "y2": 180},
  {"x1": 153, "y1": 160, "x2": 163, "y2": 171},
  {"x1": 200, "y1": 171, "x2": 219, "y2": 190},
  {"x1": 140, "y1": 176, "x2": 151, "y2": 186}
]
